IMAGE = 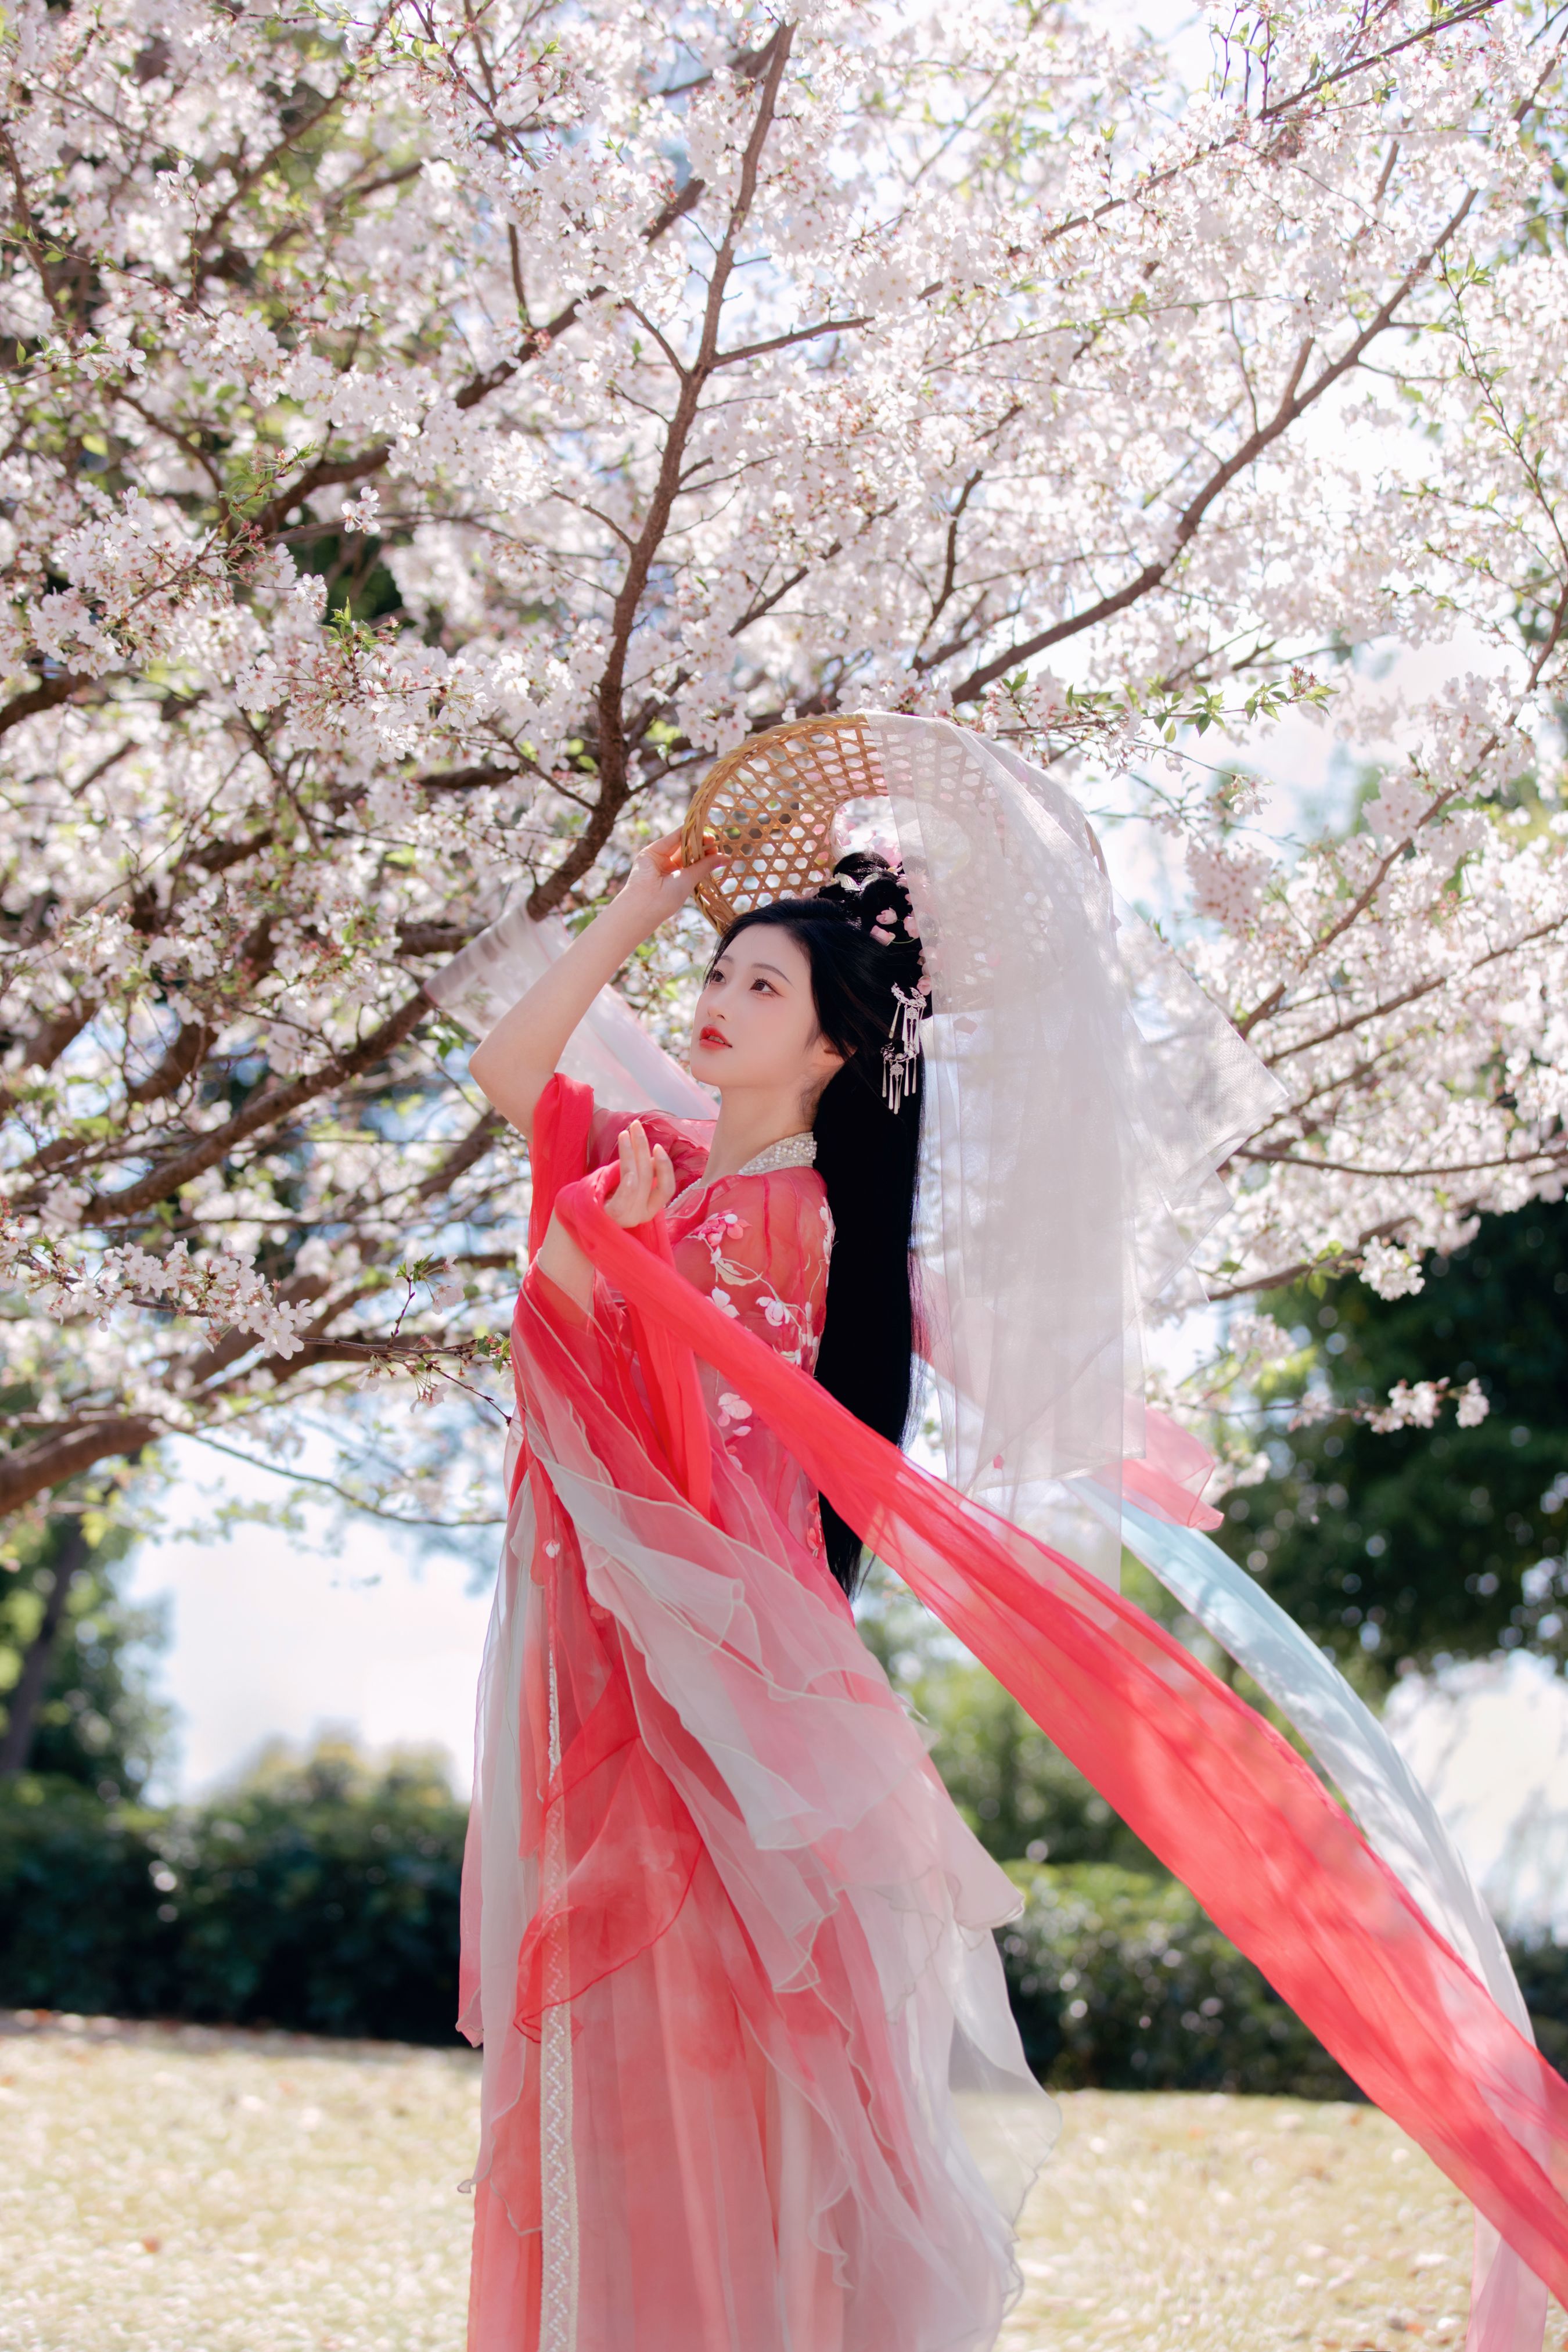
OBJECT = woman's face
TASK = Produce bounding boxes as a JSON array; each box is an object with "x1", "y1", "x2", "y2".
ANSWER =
[{"x1": 690, "y1": 925, "x2": 843, "y2": 1110}]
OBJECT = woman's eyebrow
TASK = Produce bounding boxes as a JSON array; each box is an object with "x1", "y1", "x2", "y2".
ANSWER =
[{"x1": 747, "y1": 961, "x2": 792, "y2": 983}]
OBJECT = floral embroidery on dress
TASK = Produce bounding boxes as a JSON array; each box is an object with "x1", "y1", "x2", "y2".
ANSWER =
[
  {"x1": 678, "y1": 1192, "x2": 825, "y2": 1369},
  {"x1": 717, "y1": 1392, "x2": 753, "y2": 1438},
  {"x1": 693, "y1": 1210, "x2": 743, "y2": 1249}
]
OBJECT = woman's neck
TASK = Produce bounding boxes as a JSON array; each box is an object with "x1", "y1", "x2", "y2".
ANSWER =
[{"x1": 702, "y1": 1091, "x2": 814, "y2": 1183}]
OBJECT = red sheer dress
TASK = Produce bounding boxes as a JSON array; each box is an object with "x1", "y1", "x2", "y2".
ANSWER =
[
  {"x1": 462, "y1": 1079, "x2": 1568, "y2": 2352},
  {"x1": 459, "y1": 1079, "x2": 1051, "y2": 2352}
]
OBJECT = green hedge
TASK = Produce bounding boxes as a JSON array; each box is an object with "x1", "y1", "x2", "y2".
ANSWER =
[
  {"x1": 5, "y1": 1773, "x2": 1566, "y2": 2087},
  {"x1": 1508, "y1": 1934, "x2": 1568, "y2": 2076},
  {"x1": 997, "y1": 1861, "x2": 1568, "y2": 2099},
  {"x1": 0, "y1": 1748, "x2": 466, "y2": 2045},
  {"x1": 0, "y1": 1775, "x2": 182, "y2": 2018}
]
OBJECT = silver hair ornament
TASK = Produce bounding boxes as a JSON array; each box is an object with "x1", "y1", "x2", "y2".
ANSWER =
[{"x1": 882, "y1": 982, "x2": 926, "y2": 1113}]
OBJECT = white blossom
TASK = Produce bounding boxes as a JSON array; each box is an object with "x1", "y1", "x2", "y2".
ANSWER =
[
  {"x1": 1359, "y1": 1244, "x2": 1427, "y2": 1302},
  {"x1": 1454, "y1": 1380, "x2": 1491, "y2": 1430},
  {"x1": 1227, "y1": 1315, "x2": 1297, "y2": 1368},
  {"x1": 1188, "y1": 843, "x2": 1276, "y2": 936},
  {"x1": 1368, "y1": 1380, "x2": 1444, "y2": 1434},
  {"x1": 0, "y1": 0, "x2": 1562, "y2": 1525}
]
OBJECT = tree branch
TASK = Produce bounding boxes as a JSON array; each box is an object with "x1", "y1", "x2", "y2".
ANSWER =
[
  {"x1": 413, "y1": 1105, "x2": 505, "y2": 1202},
  {"x1": 81, "y1": 988, "x2": 430, "y2": 1221},
  {"x1": 1258, "y1": 0, "x2": 1503, "y2": 118},
  {"x1": 526, "y1": 24, "x2": 796, "y2": 919},
  {"x1": 251, "y1": 175, "x2": 706, "y2": 540},
  {"x1": 948, "y1": 193, "x2": 1477, "y2": 704},
  {"x1": 0, "y1": 1418, "x2": 160, "y2": 1517},
  {"x1": 0, "y1": 671, "x2": 89, "y2": 741},
  {"x1": 714, "y1": 314, "x2": 871, "y2": 369}
]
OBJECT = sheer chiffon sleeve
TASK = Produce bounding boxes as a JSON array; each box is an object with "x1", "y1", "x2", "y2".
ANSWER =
[{"x1": 587, "y1": 1103, "x2": 713, "y2": 1189}]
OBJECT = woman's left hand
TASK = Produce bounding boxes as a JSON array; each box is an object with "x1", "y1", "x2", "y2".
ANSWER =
[{"x1": 604, "y1": 1120, "x2": 677, "y2": 1229}]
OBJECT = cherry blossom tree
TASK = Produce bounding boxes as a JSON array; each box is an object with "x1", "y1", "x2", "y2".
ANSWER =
[{"x1": 1, "y1": 0, "x2": 1566, "y2": 1569}]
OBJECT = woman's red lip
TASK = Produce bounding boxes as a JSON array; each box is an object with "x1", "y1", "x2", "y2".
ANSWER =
[{"x1": 698, "y1": 1027, "x2": 729, "y2": 1048}]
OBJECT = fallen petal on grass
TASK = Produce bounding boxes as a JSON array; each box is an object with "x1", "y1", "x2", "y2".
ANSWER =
[{"x1": 2, "y1": 2013, "x2": 1565, "y2": 2351}]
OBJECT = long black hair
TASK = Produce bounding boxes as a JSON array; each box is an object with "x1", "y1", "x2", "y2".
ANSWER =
[{"x1": 713, "y1": 853, "x2": 927, "y2": 1598}]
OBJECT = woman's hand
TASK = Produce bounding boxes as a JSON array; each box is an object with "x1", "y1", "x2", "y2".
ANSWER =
[
  {"x1": 469, "y1": 830, "x2": 721, "y2": 1143},
  {"x1": 614, "y1": 829, "x2": 723, "y2": 938},
  {"x1": 535, "y1": 1120, "x2": 675, "y2": 1308},
  {"x1": 604, "y1": 1119, "x2": 677, "y2": 1229}
]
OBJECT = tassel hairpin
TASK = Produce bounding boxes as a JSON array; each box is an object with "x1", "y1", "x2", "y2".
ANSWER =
[{"x1": 882, "y1": 982, "x2": 927, "y2": 1113}]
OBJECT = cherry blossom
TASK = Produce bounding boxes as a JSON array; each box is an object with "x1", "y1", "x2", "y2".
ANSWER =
[{"x1": 0, "y1": 0, "x2": 1563, "y2": 1527}]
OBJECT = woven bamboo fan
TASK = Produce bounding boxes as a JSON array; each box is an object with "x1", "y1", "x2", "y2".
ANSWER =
[{"x1": 680, "y1": 714, "x2": 886, "y2": 930}]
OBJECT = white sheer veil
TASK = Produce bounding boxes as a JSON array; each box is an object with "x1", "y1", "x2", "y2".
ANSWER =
[
  {"x1": 425, "y1": 894, "x2": 715, "y2": 1119},
  {"x1": 869, "y1": 715, "x2": 1283, "y2": 1573}
]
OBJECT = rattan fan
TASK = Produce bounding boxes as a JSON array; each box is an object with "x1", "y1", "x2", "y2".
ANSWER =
[{"x1": 680, "y1": 714, "x2": 886, "y2": 930}]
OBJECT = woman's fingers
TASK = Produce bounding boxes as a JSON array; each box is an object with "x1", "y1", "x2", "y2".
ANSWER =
[
  {"x1": 646, "y1": 825, "x2": 725, "y2": 870},
  {"x1": 659, "y1": 847, "x2": 729, "y2": 904},
  {"x1": 608, "y1": 1125, "x2": 640, "y2": 1221},
  {"x1": 607, "y1": 1121, "x2": 672, "y2": 1227},
  {"x1": 622, "y1": 1121, "x2": 648, "y2": 1207},
  {"x1": 619, "y1": 832, "x2": 730, "y2": 937},
  {"x1": 649, "y1": 1142, "x2": 675, "y2": 1213}
]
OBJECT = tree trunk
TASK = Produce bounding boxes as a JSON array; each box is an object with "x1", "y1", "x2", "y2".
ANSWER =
[{"x1": 0, "y1": 1519, "x2": 91, "y2": 1776}]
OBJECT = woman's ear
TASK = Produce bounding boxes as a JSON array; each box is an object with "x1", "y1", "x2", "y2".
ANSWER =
[{"x1": 803, "y1": 1033, "x2": 846, "y2": 1118}]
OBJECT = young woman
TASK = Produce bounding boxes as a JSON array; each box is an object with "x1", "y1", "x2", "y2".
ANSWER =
[
  {"x1": 445, "y1": 726, "x2": 1568, "y2": 2352},
  {"x1": 461, "y1": 833, "x2": 1055, "y2": 2352}
]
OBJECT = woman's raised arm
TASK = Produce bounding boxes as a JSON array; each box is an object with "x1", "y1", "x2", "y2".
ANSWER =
[{"x1": 469, "y1": 830, "x2": 717, "y2": 1139}]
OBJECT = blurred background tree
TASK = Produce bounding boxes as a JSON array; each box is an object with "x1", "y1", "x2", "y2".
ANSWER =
[
  {"x1": 857, "y1": 1563, "x2": 1166, "y2": 1873},
  {"x1": 1215, "y1": 1199, "x2": 1568, "y2": 1690},
  {"x1": 858, "y1": 1195, "x2": 1568, "y2": 1885},
  {"x1": 161, "y1": 1737, "x2": 464, "y2": 2041},
  {"x1": 0, "y1": 1504, "x2": 170, "y2": 1797}
]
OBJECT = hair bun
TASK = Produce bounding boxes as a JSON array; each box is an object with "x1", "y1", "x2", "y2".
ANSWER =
[{"x1": 817, "y1": 853, "x2": 923, "y2": 958}]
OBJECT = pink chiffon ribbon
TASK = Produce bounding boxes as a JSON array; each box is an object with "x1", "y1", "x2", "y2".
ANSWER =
[
  {"x1": 552, "y1": 1169, "x2": 1568, "y2": 2315},
  {"x1": 1097, "y1": 1411, "x2": 1548, "y2": 2352}
]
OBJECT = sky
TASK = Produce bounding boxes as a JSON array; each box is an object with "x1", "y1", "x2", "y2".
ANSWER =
[
  {"x1": 128, "y1": 1441, "x2": 496, "y2": 1799},
  {"x1": 1384, "y1": 1653, "x2": 1568, "y2": 1944}
]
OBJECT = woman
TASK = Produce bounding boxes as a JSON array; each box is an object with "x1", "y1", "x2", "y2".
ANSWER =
[
  {"x1": 445, "y1": 727, "x2": 1568, "y2": 2352},
  {"x1": 461, "y1": 833, "x2": 1055, "y2": 2352}
]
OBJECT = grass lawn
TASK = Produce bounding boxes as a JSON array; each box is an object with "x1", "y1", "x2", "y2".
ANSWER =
[{"x1": 2, "y1": 2011, "x2": 1562, "y2": 2351}]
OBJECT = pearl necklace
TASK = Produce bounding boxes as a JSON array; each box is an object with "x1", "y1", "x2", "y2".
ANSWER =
[
  {"x1": 669, "y1": 1132, "x2": 817, "y2": 1220},
  {"x1": 736, "y1": 1132, "x2": 817, "y2": 1177}
]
